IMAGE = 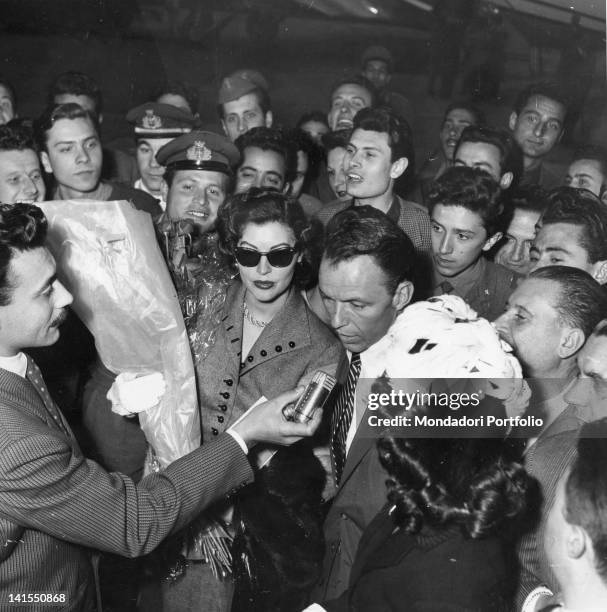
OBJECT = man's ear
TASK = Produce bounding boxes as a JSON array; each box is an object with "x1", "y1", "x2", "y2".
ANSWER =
[
  {"x1": 389, "y1": 157, "x2": 408, "y2": 180},
  {"x1": 499, "y1": 172, "x2": 513, "y2": 190},
  {"x1": 98, "y1": 112, "x2": 104, "y2": 125},
  {"x1": 559, "y1": 328, "x2": 585, "y2": 359},
  {"x1": 392, "y1": 280, "x2": 414, "y2": 312},
  {"x1": 482, "y1": 232, "x2": 503, "y2": 251},
  {"x1": 282, "y1": 181, "x2": 291, "y2": 195},
  {"x1": 508, "y1": 111, "x2": 518, "y2": 132},
  {"x1": 221, "y1": 119, "x2": 228, "y2": 137},
  {"x1": 566, "y1": 524, "x2": 586, "y2": 560},
  {"x1": 264, "y1": 111, "x2": 273, "y2": 128},
  {"x1": 40, "y1": 151, "x2": 53, "y2": 175},
  {"x1": 591, "y1": 260, "x2": 607, "y2": 285}
]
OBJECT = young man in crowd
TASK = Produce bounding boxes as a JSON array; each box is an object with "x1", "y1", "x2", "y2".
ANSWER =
[
  {"x1": 317, "y1": 107, "x2": 431, "y2": 259},
  {"x1": 48, "y1": 70, "x2": 138, "y2": 184},
  {"x1": 233, "y1": 126, "x2": 295, "y2": 195},
  {"x1": 360, "y1": 45, "x2": 413, "y2": 125},
  {"x1": 0, "y1": 77, "x2": 17, "y2": 125},
  {"x1": 35, "y1": 103, "x2": 161, "y2": 218},
  {"x1": 428, "y1": 165, "x2": 517, "y2": 320},
  {"x1": 529, "y1": 186, "x2": 607, "y2": 285},
  {"x1": 417, "y1": 101, "x2": 484, "y2": 202},
  {"x1": 0, "y1": 123, "x2": 45, "y2": 204},
  {"x1": 508, "y1": 82, "x2": 568, "y2": 189},
  {"x1": 322, "y1": 129, "x2": 351, "y2": 203},
  {"x1": 453, "y1": 125, "x2": 523, "y2": 190},
  {"x1": 493, "y1": 185, "x2": 546, "y2": 276},
  {"x1": 126, "y1": 101, "x2": 197, "y2": 210},
  {"x1": 217, "y1": 69, "x2": 272, "y2": 143},
  {"x1": 564, "y1": 143, "x2": 607, "y2": 200}
]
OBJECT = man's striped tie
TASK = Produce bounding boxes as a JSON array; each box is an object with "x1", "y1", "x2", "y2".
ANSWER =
[{"x1": 331, "y1": 353, "x2": 361, "y2": 487}]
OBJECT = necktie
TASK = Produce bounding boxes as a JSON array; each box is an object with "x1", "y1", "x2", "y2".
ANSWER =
[
  {"x1": 331, "y1": 353, "x2": 361, "y2": 487},
  {"x1": 25, "y1": 356, "x2": 71, "y2": 437}
]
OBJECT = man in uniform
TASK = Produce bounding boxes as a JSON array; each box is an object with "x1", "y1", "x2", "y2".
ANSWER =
[
  {"x1": 126, "y1": 102, "x2": 198, "y2": 210},
  {"x1": 217, "y1": 69, "x2": 272, "y2": 143}
]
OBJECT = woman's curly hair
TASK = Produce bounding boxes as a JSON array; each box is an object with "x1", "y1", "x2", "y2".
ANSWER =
[
  {"x1": 377, "y1": 434, "x2": 529, "y2": 538},
  {"x1": 216, "y1": 188, "x2": 324, "y2": 289}
]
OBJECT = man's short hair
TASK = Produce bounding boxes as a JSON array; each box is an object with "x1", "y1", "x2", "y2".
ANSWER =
[
  {"x1": 512, "y1": 81, "x2": 569, "y2": 117},
  {"x1": 565, "y1": 418, "x2": 607, "y2": 584},
  {"x1": 528, "y1": 266, "x2": 607, "y2": 338},
  {"x1": 0, "y1": 203, "x2": 47, "y2": 306},
  {"x1": 593, "y1": 319, "x2": 607, "y2": 339},
  {"x1": 427, "y1": 166, "x2": 505, "y2": 236},
  {"x1": 34, "y1": 103, "x2": 100, "y2": 153},
  {"x1": 541, "y1": 186, "x2": 607, "y2": 264},
  {"x1": 442, "y1": 101, "x2": 485, "y2": 127},
  {"x1": 509, "y1": 184, "x2": 548, "y2": 215},
  {"x1": 152, "y1": 80, "x2": 199, "y2": 115},
  {"x1": 235, "y1": 126, "x2": 297, "y2": 184},
  {"x1": 216, "y1": 87, "x2": 271, "y2": 120},
  {"x1": 0, "y1": 124, "x2": 37, "y2": 153},
  {"x1": 48, "y1": 71, "x2": 103, "y2": 115},
  {"x1": 353, "y1": 106, "x2": 414, "y2": 164},
  {"x1": 456, "y1": 125, "x2": 524, "y2": 186},
  {"x1": 571, "y1": 144, "x2": 607, "y2": 181},
  {"x1": 329, "y1": 74, "x2": 377, "y2": 108},
  {"x1": 321, "y1": 128, "x2": 351, "y2": 154},
  {"x1": 323, "y1": 205, "x2": 414, "y2": 294}
]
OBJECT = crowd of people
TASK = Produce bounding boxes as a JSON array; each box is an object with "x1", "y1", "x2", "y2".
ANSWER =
[{"x1": 0, "y1": 39, "x2": 606, "y2": 612}]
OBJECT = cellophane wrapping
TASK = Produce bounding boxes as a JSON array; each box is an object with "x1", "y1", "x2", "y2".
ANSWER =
[{"x1": 40, "y1": 200, "x2": 199, "y2": 467}]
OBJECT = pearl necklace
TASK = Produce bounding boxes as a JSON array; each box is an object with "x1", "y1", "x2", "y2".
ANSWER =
[{"x1": 243, "y1": 302, "x2": 270, "y2": 328}]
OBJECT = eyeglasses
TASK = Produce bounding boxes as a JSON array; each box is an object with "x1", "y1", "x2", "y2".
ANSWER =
[{"x1": 234, "y1": 247, "x2": 297, "y2": 268}]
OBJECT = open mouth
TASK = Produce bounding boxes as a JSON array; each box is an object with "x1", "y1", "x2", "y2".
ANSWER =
[
  {"x1": 187, "y1": 209, "x2": 209, "y2": 220},
  {"x1": 336, "y1": 118, "x2": 353, "y2": 129},
  {"x1": 346, "y1": 173, "x2": 362, "y2": 183},
  {"x1": 254, "y1": 281, "x2": 275, "y2": 289}
]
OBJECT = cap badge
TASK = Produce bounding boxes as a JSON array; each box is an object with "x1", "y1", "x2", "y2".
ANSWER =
[
  {"x1": 142, "y1": 109, "x2": 163, "y2": 130},
  {"x1": 187, "y1": 140, "x2": 212, "y2": 163}
]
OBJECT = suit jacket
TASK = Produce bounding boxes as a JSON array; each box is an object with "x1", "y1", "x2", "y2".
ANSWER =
[
  {"x1": 515, "y1": 405, "x2": 585, "y2": 608},
  {"x1": 197, "y1": 280, "x2": 344, "y2": 442},
  {"x1": 0, "y1": 363, "x2": 253, "y2": 611},
  {"x1": 323, "y1": 505, "x2": 509, "y2": 611},
  {"x1": 312, "y1": 353, "x2": 389, "y2": 602}
]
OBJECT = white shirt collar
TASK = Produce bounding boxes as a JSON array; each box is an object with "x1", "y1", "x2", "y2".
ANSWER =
[{"x1": 0, "y1": 352, "x2": 27, "y2": 378}]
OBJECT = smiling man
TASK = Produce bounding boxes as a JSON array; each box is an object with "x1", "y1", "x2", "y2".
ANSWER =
[
  {"x1": 529, "y1": 187, "x2": 607, "y2": 285},
  {"x1": 509, "y1": 82, "x2": 569, "y2": 189},
  {"x1": 0, "y1": 124, "x2": 45, "y2": 204},
  {"x1": 326, "y1": 75, "x2": 375, "y2": 132},
  {"x1": 156, "y1": 130, "x2": 239, "y2": 241},
  {"x1": 564, "y1": 144, "x2": 607, "y2": 200},
  {"x1": 428, "y1": 166, "x2": 517, "y2": 321}
]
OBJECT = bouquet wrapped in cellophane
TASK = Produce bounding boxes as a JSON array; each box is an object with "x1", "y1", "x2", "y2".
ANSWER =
[{"x1": 40, "y1": 200, "x2": 199, "y2": 469}]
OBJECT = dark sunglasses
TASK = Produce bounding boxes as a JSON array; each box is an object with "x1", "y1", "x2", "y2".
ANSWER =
[{"x1": 234, "y1": 247, "x2": 297, "y2": 268}]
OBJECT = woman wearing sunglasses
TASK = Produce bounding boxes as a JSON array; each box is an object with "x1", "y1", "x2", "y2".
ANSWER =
[{"x1": 159, "y1": 188, "x2": 343, "y2": 612}]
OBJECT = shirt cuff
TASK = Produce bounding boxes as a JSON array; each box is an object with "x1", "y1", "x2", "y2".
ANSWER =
[{"x1": 227, "y1": 428, "x2": 248, "y2": 455}]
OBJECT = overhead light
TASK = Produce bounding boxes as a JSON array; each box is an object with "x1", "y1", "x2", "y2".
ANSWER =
[{"x1": 368, "y1": 6, "x2": 379, "y2": 14}]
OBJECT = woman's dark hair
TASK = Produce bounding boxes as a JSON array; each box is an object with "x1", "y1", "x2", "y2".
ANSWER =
[
  {"x1": 217, "y1": 188, "x2": 323, "y2": 289},
  {"x1": 378, "y1": 434, "x2": 529, "y2": 538}
]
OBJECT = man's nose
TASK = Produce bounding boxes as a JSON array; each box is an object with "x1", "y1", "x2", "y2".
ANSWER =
[
  {"x1": 533, "y1": 121, "x2": 546, "y2": 137},
  {"x1": 511, "y1": 241, "x2": 527, "y2": 263},
  {"x1": 75, "y1": 145, "x2": 90, "y2": 163},
  {"x1": 493, "y1": 313, "x2": 511, "y2": 342},
  {"x1": 331, "y1": 302, "x2": 348, "y2": 330},
  {"x1": 23, "y1": 176, "x2": 38, "y2": 198},
  {"x1": 54, "y1": 281, "x2": 73, "y2": 308},
  {"x1": 438, "y1": 234, "x2": 453, "y2": 254}
]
